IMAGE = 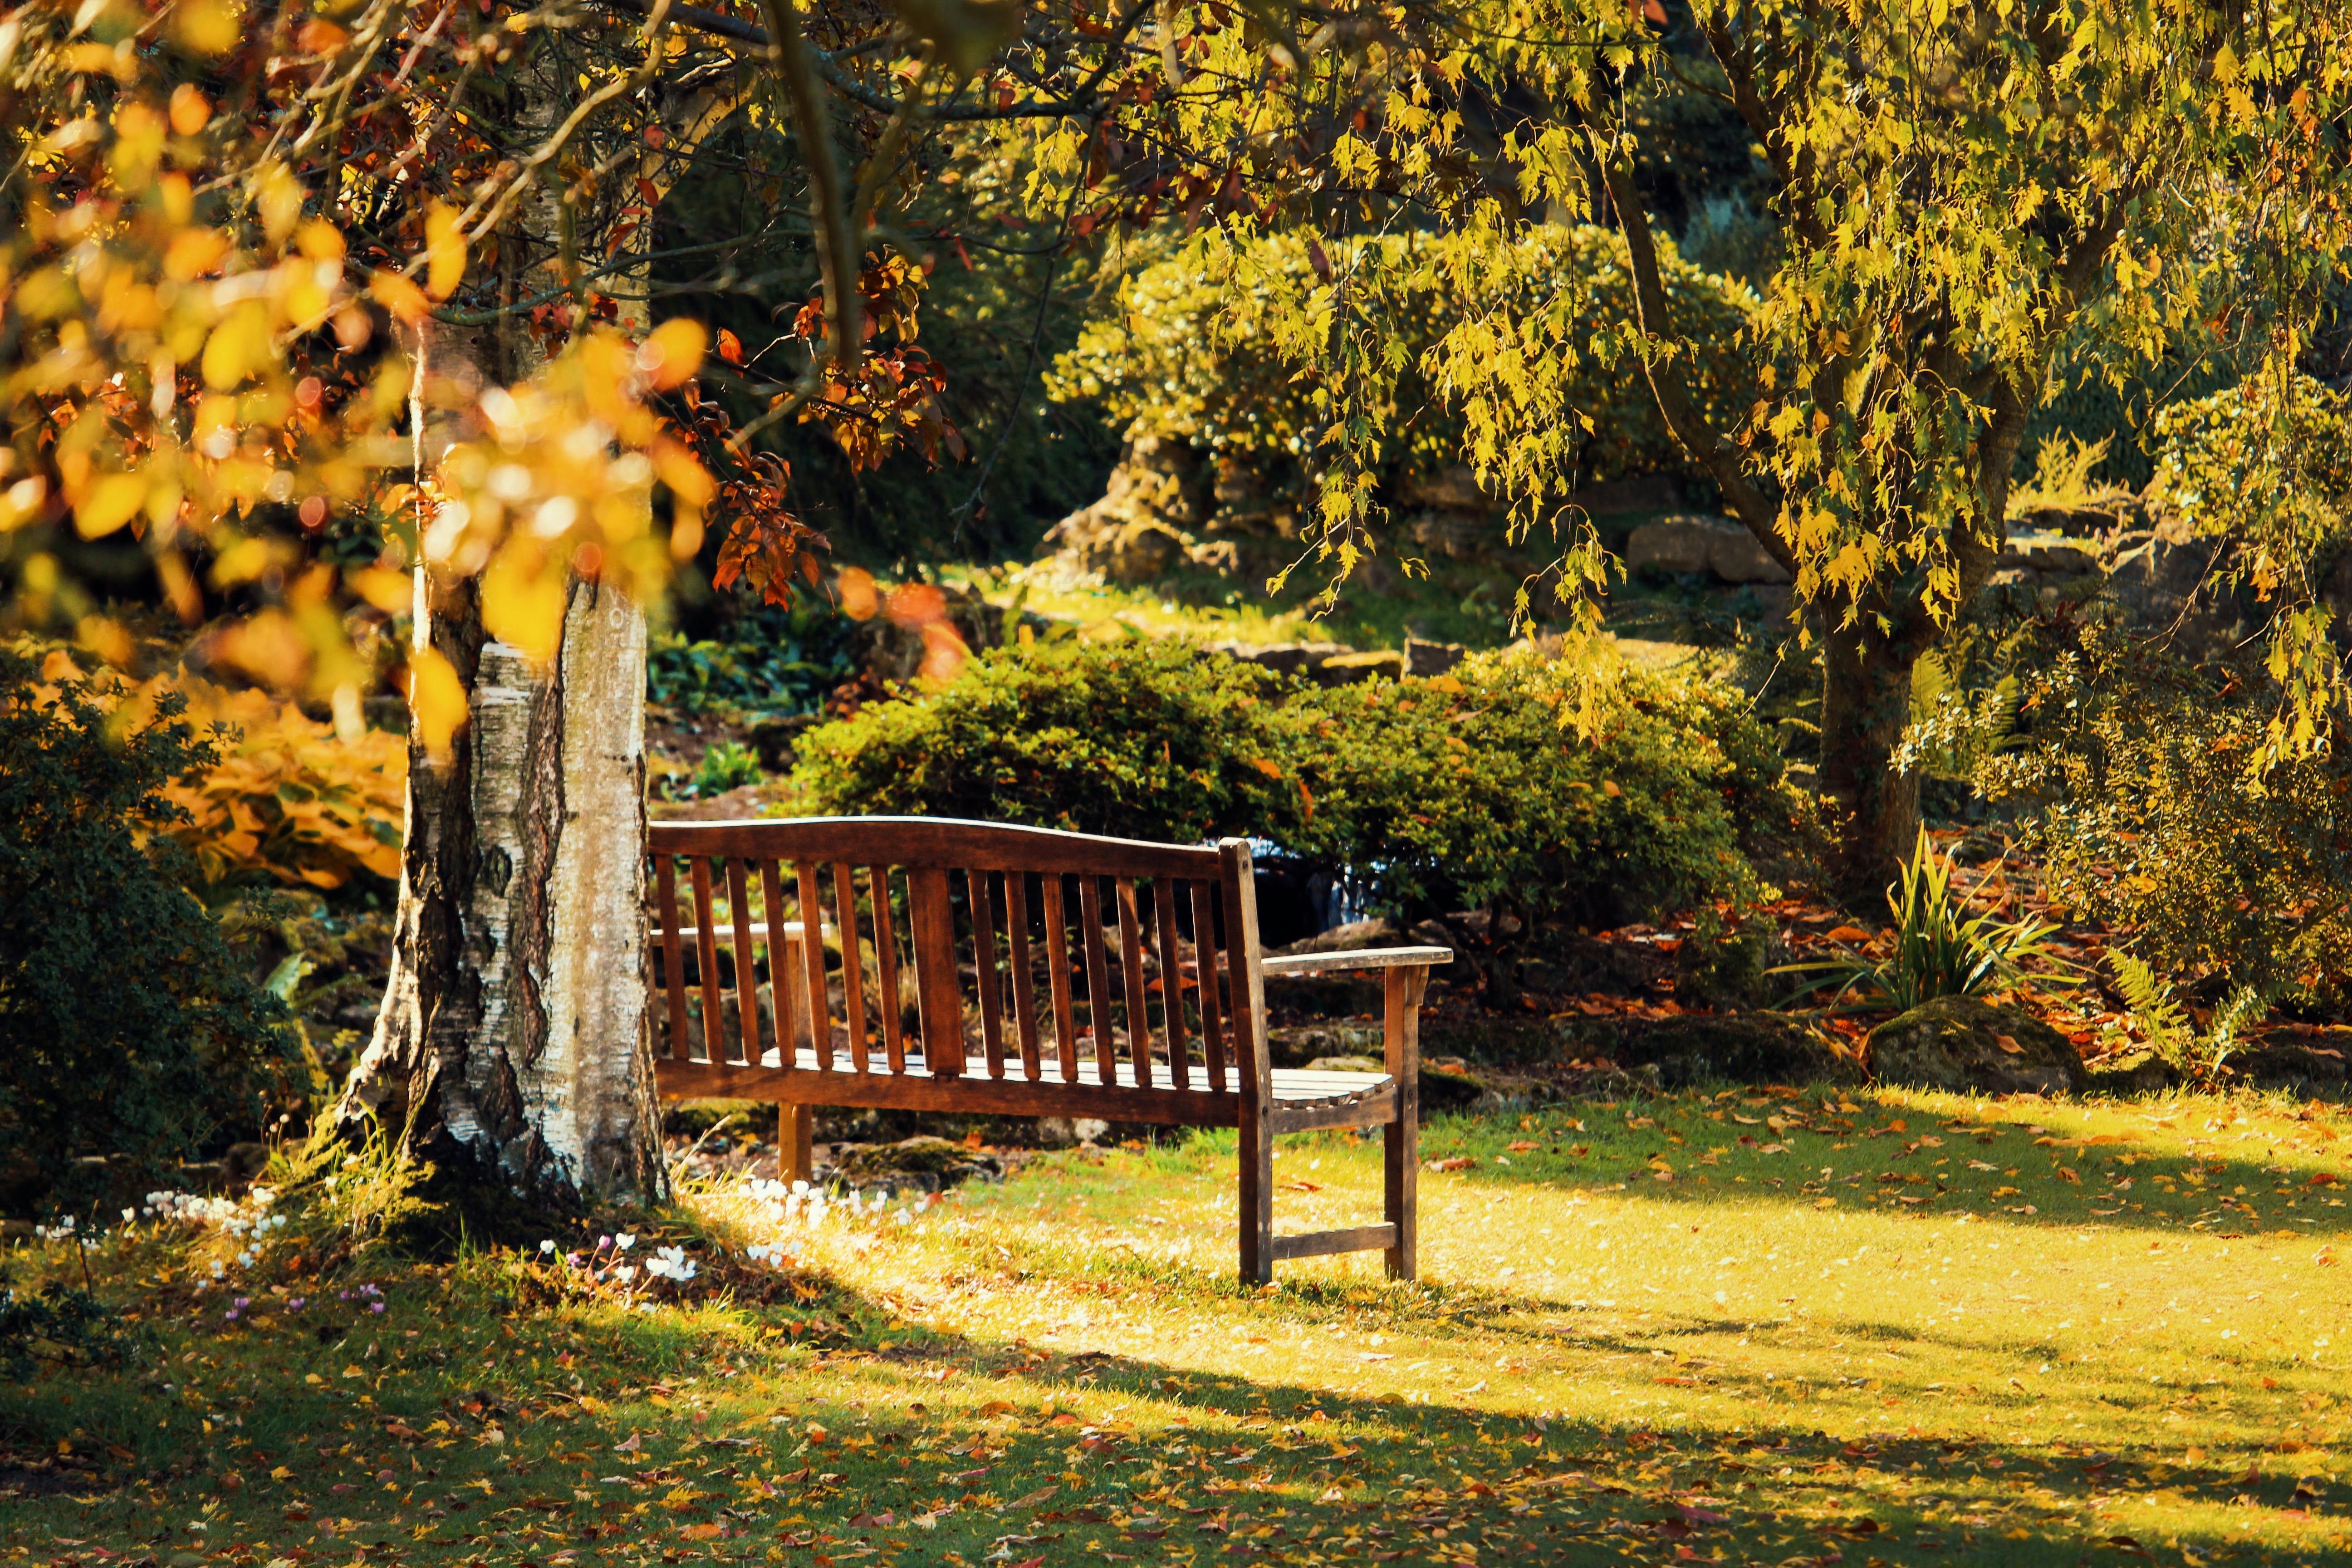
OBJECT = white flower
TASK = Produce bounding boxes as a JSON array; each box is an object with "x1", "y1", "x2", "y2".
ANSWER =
[
  {"x1": 611, "y1": 1264, "x2": 637, "y2": 1284},
  {"x1": 539, "y1": 1239, "x2": 557, "y2": 1254},
  {"x1": 614, "y1": 1233, "x2": 636, "y2": 1251}
]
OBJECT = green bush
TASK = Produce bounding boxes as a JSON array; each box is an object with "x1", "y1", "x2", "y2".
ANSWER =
[
  {"x1": 2146, "y1": 371, "x2": 2352, "y2": 565},
  {"x1": 788, "y1": 638, "x2": 1798, "y2": 926},
  {"x1": 1976, "y1": 627, "x2": 2352, "y2": 1005},
  {"x1": 0, "y1": 649, "x2": 295, "y2": 1210},
  {"x1": 1046, "y1": 225, "x2": 1756, "y2": 493}
]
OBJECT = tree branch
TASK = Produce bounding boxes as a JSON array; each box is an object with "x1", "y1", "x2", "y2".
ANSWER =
[
  {"x1": 1592, "y1": 131, "x2": 1790, "y2": 570},
  {"x1": 758, "y1": 0, "x2": 862, "y2": 376}
]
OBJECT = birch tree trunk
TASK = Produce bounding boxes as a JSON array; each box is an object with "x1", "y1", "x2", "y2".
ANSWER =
[
  {"x1": 334, "y1": 49, "x2": 669, "y2": 1214},
  {"x1": 333, "y1": 315, "x2": 664, "y2": 1213}
]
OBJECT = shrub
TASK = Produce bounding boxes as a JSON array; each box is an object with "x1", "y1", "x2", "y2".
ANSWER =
[
  {"x1": 0, "y1": 649, "x2": 296, "y2": 1209},
  {"x1": 1047, "y1": 225, "x2": 1756, "y2": 492},
  {"x1": 1976, "y1": 627, "x2": 2352, "y2": 1005},
  {"x1": 788, "y1": 638, "x2": 1798, "y2": 926},
  {"x1": 146, "y1": 675, "x2": 405, "y2": 891},
  {"x1": 2146, "y1": 371, "x2": 2352, "y2": 570},
  {"x1": 789, "y1": 637, "x2": 1308, "y2": 847}
]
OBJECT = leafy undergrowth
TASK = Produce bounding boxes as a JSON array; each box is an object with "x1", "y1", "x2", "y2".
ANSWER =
[{"x1": 5, "y1": 1090, "x2": 2351, "y2": 1567}]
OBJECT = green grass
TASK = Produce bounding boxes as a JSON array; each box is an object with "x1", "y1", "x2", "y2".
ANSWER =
[{"x1": 6, "y1": 1088, "x2": 2350, "y2": 1566}]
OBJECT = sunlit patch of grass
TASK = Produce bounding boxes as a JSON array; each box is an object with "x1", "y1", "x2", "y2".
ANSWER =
[{"x1": 5, "y1": 1089, "x2": 2350, "y2": 1566}]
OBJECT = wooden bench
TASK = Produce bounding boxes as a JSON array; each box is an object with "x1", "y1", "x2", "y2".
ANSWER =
[{"x1": 646, "y1": 816, "x2": 1449, "y2": 1283}]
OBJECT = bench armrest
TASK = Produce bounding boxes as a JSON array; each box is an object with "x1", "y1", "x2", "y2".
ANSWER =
[{"x1": 1259, "y1": 945, "x2": 1452, "y2": 977}]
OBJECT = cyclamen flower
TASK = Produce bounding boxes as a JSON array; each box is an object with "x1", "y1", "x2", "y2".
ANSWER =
[{"x1": 614, "y1": 1233, "x2": 637, "y2": 1251}]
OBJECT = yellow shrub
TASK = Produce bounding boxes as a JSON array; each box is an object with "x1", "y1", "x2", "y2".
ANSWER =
[
  {"x1": 20, "y1": 650, "x2": 406, "y2": 890},
  {"x1": 152, "y1": 679, "x2": 406, "y2": 890}
]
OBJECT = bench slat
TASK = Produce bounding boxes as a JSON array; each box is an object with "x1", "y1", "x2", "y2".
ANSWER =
[
  {"x1": 726, "y1": 858, "x2": 762, "y2": 1066},
  {"x1": 690, "y1": 856, "x2": 726, "y2": 1066},
  {"x1": 871, "y1": 865, "x2": 906, "y2": 1073},
  {"x1": 1115, "y1": 878, "x2": 1151, "y2": 1091},
  {"x1": 908, "y1": 865, "x2": 961, "y2": 1079},
  {"x1": 969, "y1": 867, "x2": 1006, "y2": 1079},
  {"x1": 1155, "y1": 879, "x2": 1188, "y2": 1074},
  {"x1": 655, "y1": 853, "x2": 691, "y2": 1065},
  {"x1": 1042, "y1": 873, "x2": 1078, "y2": 1079},
  {"x1": 1077, "y1": 876, "x2": 1116, "y2": 1085},
  {"x1": 832, "y1": 863, "x2": 870, "y2": 1072},
  {"x1": 1191, "y1": 880, "x2": 1231, "y2": 1093},
  {"x1": 758, "y1": 860, "x2": 795, "y2": 1071},
  {"x1": 1005, "y1": 872, "x2": 1043, "y2": 1081}
]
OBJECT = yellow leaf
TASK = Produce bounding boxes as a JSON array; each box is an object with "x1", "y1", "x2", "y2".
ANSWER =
[
  {"x1": 201, "y1": 303, "x2": 273, "y2": 389},
  {"x1": 173, "y1": 0, "x2": 241, "y2": 54},
  {"x1": 406, "y1": 647, "x2": 469, "y2": 765},
  {"x1": 74, "y1": 472, "x2": 148, "y2": 539},
  {"x1": 372, "y1": 270, "x2": 431, "y2": 325},
  {"x1": 425, "y1": 203, "x2": 466, "y2": 300},
  {"x1": 348, "y1": 566, "x2": 414, "y2": 616},
  {"x1": 637, "y1": 318, "x2": 706, "y2": 390},
  {"x1": 480, "y1": 551, "x2": 568, "y2": 666}
]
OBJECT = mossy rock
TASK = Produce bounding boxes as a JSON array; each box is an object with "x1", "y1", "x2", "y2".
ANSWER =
[
  {"x1": 832, "y1": 1136, "x2": 1003, "y2": 1189},
  {"x1": 1866, "y1": 996, "x2": 2084, "y2": 1095},
  {"x1": 1593, "y1": 1011, "x2": 1856, "y2": 1088},
  {"x1": 2084, "y1": 1050, "x2": 2179, "y2": 1097}
]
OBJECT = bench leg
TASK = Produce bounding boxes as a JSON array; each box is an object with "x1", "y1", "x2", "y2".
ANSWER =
[
  {"x1": 1239, "y1": 1100, "x2": 1274, "y2": 1286},
  {"x1": 1383, "y1": 966, "x2": 1426, "y2": 1282},
  {"x1": 782, "y1": 1102, "x2": 814, "y2": 1186}
]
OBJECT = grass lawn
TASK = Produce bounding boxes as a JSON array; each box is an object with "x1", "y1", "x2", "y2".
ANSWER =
[{"x1": 5, "y1": 1087, "x2": 2350, "y2": 1567}]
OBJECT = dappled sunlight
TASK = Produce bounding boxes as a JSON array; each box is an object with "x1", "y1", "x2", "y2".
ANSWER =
[{"x1": 5, "y1": 1091, "x2": 2348, "y2": 1565}]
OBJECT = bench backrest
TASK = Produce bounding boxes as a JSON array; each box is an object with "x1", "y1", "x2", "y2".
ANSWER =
[{"x1": 647, "y1": 816, "x2": 1267, "y2": 1104}]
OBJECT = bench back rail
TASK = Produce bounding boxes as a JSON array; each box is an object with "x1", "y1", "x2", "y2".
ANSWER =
[{"x1": 647, "y1": 818, "x2": 1265, "y2": 1118}]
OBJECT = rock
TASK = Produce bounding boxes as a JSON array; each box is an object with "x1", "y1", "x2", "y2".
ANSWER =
[
  {"x1": 832, "y1": 1135, "x2": 1003, "y2": 1191},
  {"x1": 1268, "y1": 916, "x2": 1403, "y2": 956},
  {"x1": 2103, "y1": 521, "x2": 2259, "y2": 658},
  {"x1": 1406, "y1": 510, "x2": 1494, "y2": 562},
  {"x1": 1401, "y1": 465, "x2": 1489, "y2": 511},
  {"x1": 2224, "y1": 1038, "x2": 2351, "y2": 1094},
  {"x1": 2084, "y1": 1050, "x2": 2178, "y2": 1097},
  {"x1": 1267, "y1": 1022, "x2": 1384, "y2": 1067},
  {"x1": 1210, "y1": 641, "x2": 1347, "y2": 679},
  {"x1": 1404, "y1": 637, "x2": 1468, "y2": 677},
  {"x1": 1038, "y1": 436, "x2": 1211, "y2": 582},
  {"x1": 1999, "y1": 531, "x2": 2097, "y2": 575},
  {"x1": 1866, "y1": 995, "x2": 2085, "y2": 1095},
  {"x1": 1624, "y1": 516, "x2": 1791, "y2": 583},
  {"x1": 1104, "y1": 521, "x2": 1188, "y2": 584},
  {"x1": 1706, "y1": 526, "x2": 1793, "y2": 585},
  {"x1": 1588, "y1": 1012, "x2": 1856, "y2": 1088},
  {"x1": 1311, "y1": 650, "x2": 1403, "y2": 685},
  {"x1": 1624, "y1": 517, "x2": 1720, "y2": 576},
  {"x1": 1574, "y1": 474, "x2": 1684, "y2": 515}
]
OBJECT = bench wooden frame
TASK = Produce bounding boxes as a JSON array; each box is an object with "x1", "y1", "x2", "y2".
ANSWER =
[{"x1": 646, "y1": 816, "x2": 1449, "y2": 1283}]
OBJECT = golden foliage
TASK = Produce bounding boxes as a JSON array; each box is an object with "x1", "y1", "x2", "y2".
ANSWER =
[{"x1": 25, "y1": 649, "x2": 403, "y2": 890}]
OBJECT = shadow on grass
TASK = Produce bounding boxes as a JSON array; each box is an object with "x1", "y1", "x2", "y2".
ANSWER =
[
  {"x1": 4, "y1": 1275, "x2": 2326, "y2": 1568},
  {"x1": 1396, "y1": 1093, "x2": 2352, "y2": 1241}
]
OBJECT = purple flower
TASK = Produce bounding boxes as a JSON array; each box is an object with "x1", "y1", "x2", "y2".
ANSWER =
[{"x1": 369, "y1": 1301, "x2": 385, "y2": 1314}]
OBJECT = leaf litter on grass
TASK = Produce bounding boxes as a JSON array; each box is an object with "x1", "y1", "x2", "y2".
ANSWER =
[{"x1": 5, "y1": 1089, "x2": 2352, "y2": 1566}]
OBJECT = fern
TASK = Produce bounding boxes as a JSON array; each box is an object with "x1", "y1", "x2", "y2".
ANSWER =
[
  {"x1": 2110, "y1": 950, "x2": 2192, "y2": 1060},
  {"x1": 2108, "y1": 951, "x2": 2269, "y2": 1079}
]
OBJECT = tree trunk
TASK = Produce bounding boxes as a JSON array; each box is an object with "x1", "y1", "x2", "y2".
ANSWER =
[
  {"x1": 334, "y1": 330, "x2": 662, "y2": 1212},
  {"x1": 1818, "y1": 616, "x2": 1924, "y2": 905}
]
